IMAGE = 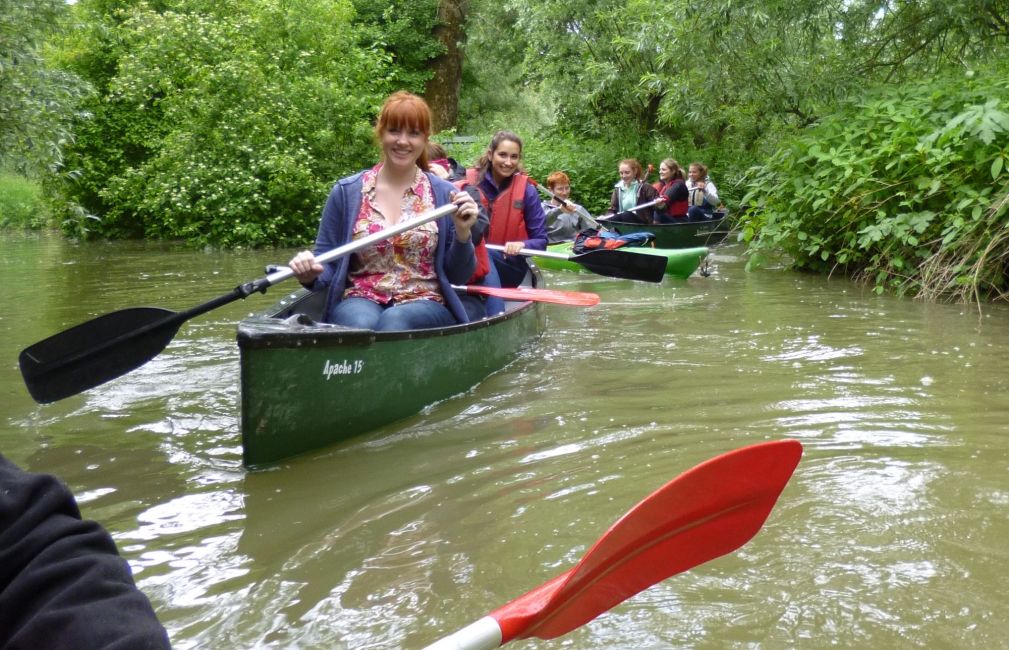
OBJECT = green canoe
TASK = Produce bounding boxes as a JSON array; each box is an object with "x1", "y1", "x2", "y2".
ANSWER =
[
  {"x1": 536, "y1": 242, "x2": 709, "y2": 279},
  {"x1": 237, "y1": 282, "x2": 545, "y2": 467},
  {"x1": 606, "y1": 211, "x2": 732, "y2": 249}
]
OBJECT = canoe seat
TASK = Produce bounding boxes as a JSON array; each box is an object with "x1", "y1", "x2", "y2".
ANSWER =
[
  {"x1": 278, "y1": 311, "x2": 371, "y2": 332},
  {"x1": 268, "y1": 289, "x2": 328, "y2": 322}
]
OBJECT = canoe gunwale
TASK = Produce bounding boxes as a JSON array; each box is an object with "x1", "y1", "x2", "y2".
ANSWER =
[
  {"x1": 540, "y1": 242, "x2": 708, "y2": 279},
  {"x1": 603, "y1": 214, "x2": 731, "y2": 249},
  {"x1": 237, "y1": 291, "x2": 537, "y2": 350}
]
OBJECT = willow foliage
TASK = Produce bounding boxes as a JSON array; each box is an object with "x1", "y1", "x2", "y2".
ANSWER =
[{"x1": 0, "y1": 0, "x2": 88, "y2": 176}]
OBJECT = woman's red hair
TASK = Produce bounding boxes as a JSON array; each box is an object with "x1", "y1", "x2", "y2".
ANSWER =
[
  {"x1": 546, "y1": 171, "x2": 570, "y2": 189},
  {"x1": 375, "y1": 91, "x2": 432, "y2": 170}
]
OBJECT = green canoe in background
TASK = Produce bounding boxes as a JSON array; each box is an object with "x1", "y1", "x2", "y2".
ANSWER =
[
  {"x1": 237, "y1": 282, "x2": 545, "y2": 467},
  {"x1": 606, "y1": 211, "x2": 732, "y2": 249},
  {"x1": 537, "y1": 242, "x2": 709, "y2": 279}
]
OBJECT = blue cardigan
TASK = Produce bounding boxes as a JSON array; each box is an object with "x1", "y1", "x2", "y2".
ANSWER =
[{"x1": 308, "y1": 171, "x2": 476, "y2": 324}]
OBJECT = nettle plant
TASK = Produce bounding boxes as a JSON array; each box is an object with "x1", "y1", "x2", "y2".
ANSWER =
[{"x1": 738, "y1": 67, "x2": 1009, "y2": 303}]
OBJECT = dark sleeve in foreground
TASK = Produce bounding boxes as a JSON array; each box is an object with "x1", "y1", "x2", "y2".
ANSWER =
[
  {"x1": 635, "y1": 183, "x2": 659, "y2": 222},
  {"x1": 443, "y1": 215, "x2": 477, "y2": 286},
  {"x1": 0, "y1": 455, "x2": 172, "y2": 650},
  {"x1": 464, "y1": 185, "x2": 489, "y2": 245}
]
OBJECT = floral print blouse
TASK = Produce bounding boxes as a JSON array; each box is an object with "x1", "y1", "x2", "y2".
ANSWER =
[{"x1": 343, "y1": 164, "x2": 443, "y2": 305}]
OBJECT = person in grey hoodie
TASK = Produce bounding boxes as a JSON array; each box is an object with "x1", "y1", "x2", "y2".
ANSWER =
[{"x1": 541, "y1": 171, "x2": 595, "y2": 243}]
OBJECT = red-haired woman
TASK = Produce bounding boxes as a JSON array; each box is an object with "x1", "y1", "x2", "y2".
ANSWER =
[
  {"x1": 652, "y1": 158, "x2": 689, "y2": 223},
  {"x1": 607, "y1": 158, "x2": 658, "y2": 224},
  {"x1": 543, "y1": 170, "x2": 594, "y2": 243},
  {"x1": 287, "y1": 91, "x2": 481, "y2": 330}
]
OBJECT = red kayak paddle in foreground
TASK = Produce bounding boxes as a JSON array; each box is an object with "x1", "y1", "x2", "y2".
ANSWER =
[{"x1": 424, "y1": 438, "x2": 803, "y2": 649}]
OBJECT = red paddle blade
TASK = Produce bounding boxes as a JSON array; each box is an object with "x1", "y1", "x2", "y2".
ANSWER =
[
  {"x1": 492, "y1": 439, "x2": 803, "y2": 642},
  {"x1": 458, "y1": 285, "x2": 600, "y2": 306}
]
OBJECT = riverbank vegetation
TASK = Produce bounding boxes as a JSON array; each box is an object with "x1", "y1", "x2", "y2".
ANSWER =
[
  {"x1": 3, "y1": 0, "x2": 1009, "y2": 301},
  {"x1": 739, "y1": 65, "x2": 1009, "y2": 302}
]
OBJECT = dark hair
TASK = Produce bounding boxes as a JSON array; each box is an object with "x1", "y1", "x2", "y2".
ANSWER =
[
  {"x1": 475, "y1": 131, "x2": 524, "y2": 176},
  {"x1": 374, "y1": 91, "x2": 432, "y2": 170}
]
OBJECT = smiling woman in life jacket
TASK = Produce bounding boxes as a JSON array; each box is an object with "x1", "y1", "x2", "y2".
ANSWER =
[
  {"x1": 464, "y1": 131, "x2": 548, "y2": 288},
  {"x1": 606, "y1": 158, "x2": 658, "y2": 224},
  {"x1": 652, "y1": 158, "x2": 689, "y2": 223}
]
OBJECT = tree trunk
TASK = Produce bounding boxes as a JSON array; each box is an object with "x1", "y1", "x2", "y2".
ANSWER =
[{"x1": 425, "y1": 0, "x2": 467, "y2": 132}]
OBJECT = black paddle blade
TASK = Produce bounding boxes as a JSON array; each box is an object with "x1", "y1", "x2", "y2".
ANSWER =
[
  {"x1": 571, "y1": 249, "x2": 667, "y2": 282},
  {"x1": 20, "y1": 307, "x2": 184, "y2": 403}
]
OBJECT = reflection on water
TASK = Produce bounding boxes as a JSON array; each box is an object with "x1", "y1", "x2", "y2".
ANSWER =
[{"x1": 3, "y1": 232, "x2": 1009, "y2": 648}]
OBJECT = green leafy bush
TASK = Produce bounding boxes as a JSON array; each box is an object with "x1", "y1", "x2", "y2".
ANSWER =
[
  {"x1": 51, "y1": 0, "x2": 424, "y2": 247},
  {"x1": 520, "y1": 133, "x2": 639, "y2": 215},
  {"x1": 738, "y1": 65, "x2": 1009, "y2": 302}
]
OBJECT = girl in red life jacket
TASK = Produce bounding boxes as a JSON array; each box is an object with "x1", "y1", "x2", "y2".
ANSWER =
[
  {"x1": 652, "y1": 158, "x2": 689, "y2": 223},
  {"x1": 426, "y1": 141, "x2": 466, "y2": 182},
  {"x1": 465, "y1": 131, "x2": 549, "y2": 288}
]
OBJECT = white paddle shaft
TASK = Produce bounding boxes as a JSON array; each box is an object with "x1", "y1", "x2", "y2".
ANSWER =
[{"x1": 423, "y1": 616, "x2": 502, "y2": 650}]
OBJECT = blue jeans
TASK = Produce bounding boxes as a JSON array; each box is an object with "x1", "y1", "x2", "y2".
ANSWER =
[
  {"x1": 489, "y1": 248, "x2": 530, "y2": 288},
  {"x1": 329, "y1": 297, "x2": 457, "y2": 331},
  {"x1": 687, "y1": 205, "x2": 714, "y2": 222},
  {"x1": 460, "y1": 257, "x2": 505, "y2": 319}
]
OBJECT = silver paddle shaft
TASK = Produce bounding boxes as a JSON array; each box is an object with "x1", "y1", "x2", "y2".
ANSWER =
[{"x1": 485, "y1": 243, "x2": 572, "y2": 261}]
